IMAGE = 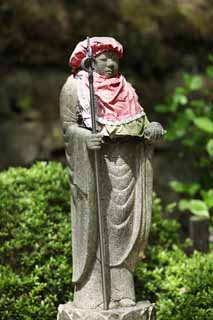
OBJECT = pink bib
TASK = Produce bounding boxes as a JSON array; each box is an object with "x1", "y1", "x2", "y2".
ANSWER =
[{"x1": 76, "y1": 71, "x2": 144, "y2": 128}]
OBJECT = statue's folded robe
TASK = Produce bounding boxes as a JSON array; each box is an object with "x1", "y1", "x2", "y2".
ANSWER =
[
  {"x1": 65, "y1": 125, "x2": 153, "y2": 284},
  {"x1": 60, "y1": 77, "x2": 153, "y2": 285}
]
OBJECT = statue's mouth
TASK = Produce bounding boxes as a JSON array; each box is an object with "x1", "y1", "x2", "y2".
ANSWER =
[
  {"x1": 105, "y1": 68, "x2": 114, "y2": 73},
  {"x1": 105, "y1": 69, "x2": 115, "y2": 76}
]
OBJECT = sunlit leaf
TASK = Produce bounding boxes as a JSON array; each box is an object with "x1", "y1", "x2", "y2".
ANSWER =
[
  {"x1": 179, "y1": 199, "x2": 190, "y2": 211},
  {"x1": 170, "y1": 181, "x2": 185, "y2": 193},
  {"x1": 170, "y1": 181, "x2": 200, "y2": 196},
  {"x1": 188, "y1": 200, "x2": 209, "y2": 218},
  {"x1": 183, "y1": 74, "x2": 203, "y2": 91},
  {"x1": 173, "y1": 93, "x2": 188, "y2": 106},
  {"x1": 166, "y1": 202, "x2": 177, "y2": 213},
  {"x1": 201, "y1": 189, "x2": 213, "y2": 209},
  {"x1": 188, "y1": 183, "x2": 200, "y2": 196},
  {"x1": 193, "y1": 117, "x2": 213, "y2": 133},
  {"x1": 189, "y1": 76, "x2": 203, "y2": 91},
  {"x1": 179, "y1": 199, "x2": 209, "y2": 218},
  {"x1": 206, "y1": 139, "x2": 213, "y2": 156}
]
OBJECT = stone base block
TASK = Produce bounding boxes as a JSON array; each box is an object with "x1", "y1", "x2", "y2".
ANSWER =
[{"x1": 57, "y1": 301, "x2": 155, "y2": 320}]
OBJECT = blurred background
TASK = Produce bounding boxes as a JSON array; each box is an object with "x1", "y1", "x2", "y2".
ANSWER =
[
  {"x1": 0, "y1": 0, "x2": 212, "y2": 204},
  {"x1": 0, "y1": 3, "x2": 213, "y2": 317}
]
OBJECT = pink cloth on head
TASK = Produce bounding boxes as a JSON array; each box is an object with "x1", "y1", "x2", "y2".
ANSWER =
[
  {"x1": 76, "y1": 71, "x2": 144, "y2": 126},
  {"x1": 69, "y1": 37, "x2": 123, "y2": 70}
]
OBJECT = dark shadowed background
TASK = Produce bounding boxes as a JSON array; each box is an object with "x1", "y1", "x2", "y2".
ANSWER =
[{"x1": 0, "y1": 0, "x2": 212, "y2": 202}]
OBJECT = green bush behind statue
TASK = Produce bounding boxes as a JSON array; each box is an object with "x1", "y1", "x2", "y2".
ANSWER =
[{"x1": 0, "y1": 162, "x2": 212, "y2": 319}]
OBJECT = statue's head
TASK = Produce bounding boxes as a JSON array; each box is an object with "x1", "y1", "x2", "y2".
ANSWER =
[{"x1": 69, "y1": 37, "x2": 123, "y2": 77}]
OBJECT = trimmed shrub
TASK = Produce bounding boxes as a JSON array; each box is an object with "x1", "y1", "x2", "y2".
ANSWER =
[
  {"x1": 0, "y1": 162, "x2": 72, "y2": 320},
  {"x1": 136, "y1": 196, "x2": 213, "y2": 319},
  {"x1": 0, "y1": 162, "x2": 212, "y2": 319},
  {"x1": 136, "y1": 247, "x2": 213, "y2": 320}
]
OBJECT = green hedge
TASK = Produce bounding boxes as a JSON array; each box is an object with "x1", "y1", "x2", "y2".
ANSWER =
[
  {"x1": 0, "y1": 162, "x2": 72, "y2": 320},
  {"x1": 0, "y1": 162, "x2": 212, "y2": 319},
  {"x1": 136, "y1": 247, "x2": 213, "y2": 319}
]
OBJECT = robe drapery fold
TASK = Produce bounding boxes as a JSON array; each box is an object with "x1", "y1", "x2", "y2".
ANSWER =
[{"x1": 60, "y1": 76, "x2": 153, "y2": 284}]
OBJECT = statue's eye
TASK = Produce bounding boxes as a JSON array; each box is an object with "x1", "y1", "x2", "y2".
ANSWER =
[{"x1": 99, "y1": 58, "x2": 107, "y2": 62}]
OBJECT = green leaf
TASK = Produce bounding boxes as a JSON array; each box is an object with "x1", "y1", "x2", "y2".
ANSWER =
[
  {"x1": 189, "y1": 75, "x2": 203, "y2": 91},
  {"x1": 173, "y1": 92, "x2": 188, "y2": 106},
  {"x1": 184, "y1": 108, "x2": 195, "y2": 121},
  {"x1": 169, "y1": 181, "x2": 186, "y2": 193},
  {"x1": 206, "y1": 66, "x2": 213, "y2": 78},
  {"x1": 208, "y1": 54, "x2": 213, "y2": 63},
  {"x1": 170, "y1": 181, "x2": 200, "y2": 196},
  {"x1": 188, "y1": 200, "x2": 209, "y2": 218},
  {"x1": 201, "y1": 189, "x2": 213, "y2": 209},
  {"x1": 179, "y1": 199, "x2": 209, "y2": 218},
  {"x1": 183, "y1": 74, "x2": 203, "y2": 91},
  {"x1": 155, "y1": 104, "x2": 169, "y2": 113},
  {"x1": 188, "y1": 183, "x2": 200, "y2": 196},
  {"x1": 193, "y1": 117, "x2": 213, "y2": 133},
  {"x1": 166, "y1": 202, "x2": 177, "y2": 213},
  {"x1": 190, "y1": 99, "x2": 205, "y2": 109},
  {"x1": 206, "y1": 139, "x2": 213, "y2": 156},
  {"x1": 179, "y1": 199, "x2": 190, "y2": 211},
  {"x1": 182, "y1": 137, "x2": 196, "y2": 147},
  {"x1": 175, "y1": 86, "x2": 186, "y2": 95}
]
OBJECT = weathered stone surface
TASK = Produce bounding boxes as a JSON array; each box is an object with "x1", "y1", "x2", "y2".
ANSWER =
[{"x1": 57, "y1": 302, "x2": 155, "y2": 320}]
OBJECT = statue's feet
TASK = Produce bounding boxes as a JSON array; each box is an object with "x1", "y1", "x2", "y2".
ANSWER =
[
  {"x1": 109, "y1": 301, "x2": 119, "y2": 309},
  {"x1": 118, "y1": 298, "x2": 136, "y2": 307},
  {"x1": 97, "y1": 301, "x2": 119, "y2": 310},
  {"x1": 95, "y1": 299, "x2": 136, "y2": 310}
]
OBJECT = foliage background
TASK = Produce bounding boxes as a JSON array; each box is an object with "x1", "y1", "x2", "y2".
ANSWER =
[{"x1": 0, "y1": 162, "x2": 212, "y2": 320}]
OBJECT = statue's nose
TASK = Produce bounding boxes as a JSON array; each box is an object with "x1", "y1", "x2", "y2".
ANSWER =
[{"x1": 107, "y1": 59, "x2": 114, "y2": 67}]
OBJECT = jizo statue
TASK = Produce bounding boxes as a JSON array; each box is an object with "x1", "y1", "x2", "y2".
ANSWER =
[{"x1": 59, "y1": 37, "x2": 165, "y2": 319}]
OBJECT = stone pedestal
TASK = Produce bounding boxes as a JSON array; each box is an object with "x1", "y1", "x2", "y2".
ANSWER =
[{"x1": 57, "y1": 301, "x2": 156, "y2": 320}]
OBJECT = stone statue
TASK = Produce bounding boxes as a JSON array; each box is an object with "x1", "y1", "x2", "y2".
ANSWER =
[{"x1": 58, "y1": 37, "x2": 165, "y2": 320}]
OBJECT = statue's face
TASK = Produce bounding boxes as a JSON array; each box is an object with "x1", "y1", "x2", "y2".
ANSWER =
[{"x1": 95, "y1": 51, "x2": 119, "y2": 77}]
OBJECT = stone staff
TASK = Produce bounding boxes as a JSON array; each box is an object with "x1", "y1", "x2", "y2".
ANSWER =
[{"x1": 81, "y1": 36, "x2": 108, "y2": 310}]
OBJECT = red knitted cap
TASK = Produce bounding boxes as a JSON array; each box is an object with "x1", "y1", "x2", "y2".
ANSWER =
[{"x1": 69, "y1": 37, "x2": 123, "y2": 69}]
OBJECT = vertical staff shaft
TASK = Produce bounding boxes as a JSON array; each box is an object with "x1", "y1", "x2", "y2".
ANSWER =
[{"x1": 88, "y1": 69, "x2": 108, "y2": 310}]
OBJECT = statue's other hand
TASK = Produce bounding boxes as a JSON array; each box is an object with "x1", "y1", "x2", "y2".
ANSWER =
[
  {"x1": 86, "y1": 133, "x2": 103, "y2": 150},
  {"x1": 144, "y1": 122, "x2": 166, "y2": 142}
]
